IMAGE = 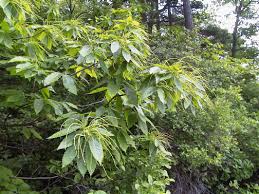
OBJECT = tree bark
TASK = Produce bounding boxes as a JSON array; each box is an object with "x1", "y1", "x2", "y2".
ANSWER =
[
  {"x1": 155, "y1": 0, "x2": 160, "y2": 31},
  {"x1": 147, "y1": 0, "x2": 155, "y2": 34},
  {"x1": 167, "y1": 0, "x2": 173, "y2": 26},
  {"x1": 182, "y1": 0, "x2": 193, "y2": 30}
]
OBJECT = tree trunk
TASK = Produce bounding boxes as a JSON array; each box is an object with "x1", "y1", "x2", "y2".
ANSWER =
[
  {"x1": 167, "y1": 0, "x2": 173, "y2": 26},
  {"x1": 182, "y1": 0, "x2": 193, "y2": 30},
  {"x1": 155, "y1": 0, "x2": 160, "y2": 31},
  {"x1": 231, "y1": 1, "x2": 243, "y2": 57},
  {"x1": 147, "y1": 0, "x2": 155, "y2": 34},
  {"x1": 112, "y1": 0, "x2": 123, "y2": 8}
]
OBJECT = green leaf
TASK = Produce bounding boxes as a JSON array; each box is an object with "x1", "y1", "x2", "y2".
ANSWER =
[
  {"x1": 174, "y1": 78, "x2": 182, "y2": 91},
  {"x1": 141, "y1": 87, "x2": 155, "y2": 99},
  {"x1": 48, "y1": 99, "x2": 63, "y2": 115},
  {"x1": 128, "y1": 45, "x2": 141, "y2": 55},
  {"x1": 89, "y1": 137, "x2": 103, "y2": 164},
  {"x1": 44, "y1": 72, "x2": 62, "y2": 86},
  {"x1": 184, "y1": 98, "x2": 191, "y2": 109},
  {"x1": 157, "y1": 88, "x2": 166, "y2": 104},
  {"x1": 125, "y1": 86, "x2": 138, "y2": 105},
  {"x1": 117, "y1": 132, "x2": 128, "y2": 152},
  {"x1": 125, "y1": 111, "x2": 137, "y2": 128},
  {"x1": 85, "y1": 68, "x2": 97, "y2": 79},
  {"x1": 77, "y1": 158, "x2": 87, "y2": 177},
  {"x1": 98, "y1": 128, "x2": 114, "y2": 136},
  {"x1": 0, "y1": 0, "x2": 9, "y2": 9},
  {"x1": 136, "y1": 106, "x2": 147, "y2": 122},
  {"x1": 16, "y1": 62, "x2": 33, "y2": 72},
  {"x1": 22, "y1": 128, "x2": 31, "y2": 139},
  {"x1": 62, "y1": 75, "x2": 77, "y2": 95},
  {"x1": 122, "y1": 51, "x2": 131, "y2": 62},
  {"x1": 30, "y1": 128, "x2": 43, "y2": 140},
  {"x1": 157, "y1": 97, "x2": 165, "y2": 114},
  {"x1": 88, "y1": 87, "x2": 107, "y2": 94},
  {"x1": 94, "y1": 191, "x2": 107, "y2": 194},
  {"x1": 79, "y1": 45, "x2": 91, "y2": 57},
  {"x1": 111, "y1": 41, "x2": 120, "y2": 54},
  {"x1": 9, "y1": 56, "x2": 29, "y2": 63},
  {"x1": 85, "y1": 145, "x2": 96, "y2": 176},
  {"x1": 5, "y1": 90, "x2": 24, "y2": 104},
  {"x1": 107, "y1": 109, "x2": 118, "y2": 127},
  {"x1": 34, "y1": 99, "x2": 44, "y2": 114},
  {"x1": 138, "y1": 119, "x2": 148, "y2": 134},
  {"x1": 62, "y1": 146, "x2": 76, "y2": 168},
  {"x1": 57, "y1": 133, "x2": 76, "y2": 150},
  {"x1": 194, "y1": 81, "x2": 205, "y2": 91},
  {"x1": 41, "y1": 88, "x2": 50, "y2": 98},
  {"x1": 149, "y1": 67, "x2": 161, "y2": 74},
  {"x1": 107, "y1": 81, "x2": 119, "y2": 98},
  {"x1": 48, "y1": 124, "x2": 81, "y2": 139}
]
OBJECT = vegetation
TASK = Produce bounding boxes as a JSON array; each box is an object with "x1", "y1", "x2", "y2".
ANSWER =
[{"x1": 0, "y1": 0, "x2": 258, "y2": 193}]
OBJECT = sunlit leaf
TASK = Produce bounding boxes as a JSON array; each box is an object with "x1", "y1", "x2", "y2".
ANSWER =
[
  {"x1": 111, "y1": 41, "x2": 120, "y2": 54},
  {"x1": 122, "y1": 51, "x2": 131, "y2": 62},
  {"x1": 44, "y1": 72, "x2": 62, "y2": 86}
]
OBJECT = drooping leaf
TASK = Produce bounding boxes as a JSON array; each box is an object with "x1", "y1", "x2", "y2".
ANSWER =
[
  {"x1": 157, "y1": 88, "x2": 166, "y2": 104},
  {"x1": 62, "y1": 146, "x2": 76, "y2": 168},
  {"x1": 62, "y1": 75, "x2": 77, "y2": 95},
  {"x1": 85, "y1": 145, "x2": 96, "y2": 176},
  {"x1": 57, "y1": 133, "x2": 76, "y2": 150},
  {"x1": 128, "y1": 45, "x2": 141, "y2": 55},
  {"x1": 48, "y1": 99, "x2": 63, "y2": 115},
  {"x1": 184, "y1": 98, "x2": 191, "y2": 109},
  {"x1": 88, "y1": 137, "x2": 103, "y2": 164},
  {"x1": 117, "y1": 132, "x2": 128, "y2": 152},
  {"x1": 77, "y1": 158, "x2": 87, "y2": 177},
  {"x1": 107, "y1": 81, "x2": 119, "y2": 98},
  {"x1": 122, "y1": 51, "x2": 131, "y2": 62},
  {"x1": 34, "y1": 99, "x2": 44, "y2": 114},
  {"x1": 138, "y1": 119, "x2": 148, "y2": 134},
  {"x1": 30, "y1": 128, "x2": 43, "y2": 140},
  {"x1": 125, "y1": 86, "x2": 138, "y2": 105}
]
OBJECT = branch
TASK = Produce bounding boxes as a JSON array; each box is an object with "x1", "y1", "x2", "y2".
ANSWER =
[
  {"x1": 70, "y1": 63, "x2": 96, "y2": 76},
  {"x1": 78, "y1": 98, "x2": 105, "y2": 108},
  {"x1": 12, "y1": 176, "x2": 59, "y2": 180}
]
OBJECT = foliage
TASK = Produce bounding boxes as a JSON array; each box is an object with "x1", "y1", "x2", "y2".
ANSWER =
[
  {"x1": 0, "y1": 0, "x2": 258, "y2": 193},
  {"x1": 0, "y1": 0, "x2": 206, "y2": 193},
  {"x1": 0, "y1": 165, "x2": 38, "y2": 194},
  {"x1": 151, "y1": 25, "x2": 259, "y2": 193}
]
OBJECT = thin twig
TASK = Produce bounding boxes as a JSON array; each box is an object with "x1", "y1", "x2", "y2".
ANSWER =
[{"x1": 12, "y1": 176, "x2": 59, "y2": 180}]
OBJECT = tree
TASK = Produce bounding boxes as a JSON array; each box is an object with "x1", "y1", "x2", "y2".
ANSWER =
[
  {"x1": 183, "y1": 0, "x2": 194, "y2": 29},
  {"x1": 0, "y1": 0, "x2": 205, "y2": 193},
  {"x1": 0, "y1": 0, "x2": 258, "y2": 193},
  {"x1": 222, "y1": 0, "x2": 259, "y2": 57}
]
